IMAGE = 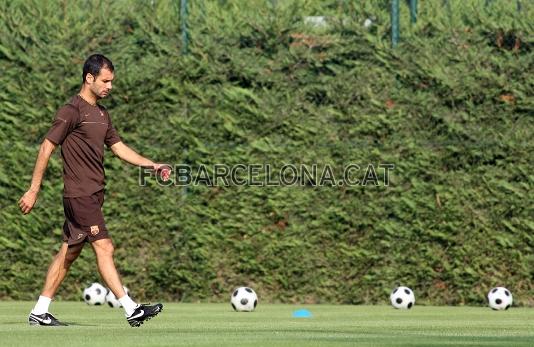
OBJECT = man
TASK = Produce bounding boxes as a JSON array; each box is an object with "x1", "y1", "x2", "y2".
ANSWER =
[{"x1": 18, "y1": 54, "x2": 169, "y2": 327}]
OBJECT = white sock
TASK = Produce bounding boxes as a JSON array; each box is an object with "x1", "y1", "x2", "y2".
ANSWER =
[
  {"x1": 119, "y1": 295, "x2": 138, "y2": 316},
  {"x1": 31, "y1": 295, "x2": 52, "y2": 315}
]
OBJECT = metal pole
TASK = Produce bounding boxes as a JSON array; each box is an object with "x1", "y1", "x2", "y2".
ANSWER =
[
  {"x1": 410, "y1": 0, "x2": 417, "y2": 24},
  {"x1": 391, "y1": 0, "x2": 400, "y2": 48},
  {"x1": 180, "y1": 0, "x2": 189, "y2": 55}
]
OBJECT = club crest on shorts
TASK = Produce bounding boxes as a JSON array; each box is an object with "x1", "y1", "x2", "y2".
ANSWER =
[{"x1": 90, "y1": 225, "x2": 100, "y2": 235}]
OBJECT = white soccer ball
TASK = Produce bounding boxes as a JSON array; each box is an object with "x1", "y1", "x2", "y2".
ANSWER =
[
  {"x1": 83, "y1": 282, "x2": 107, "y2": 305},
  {"x1": 390, "y1": 286, "x2": 415, "y2": 309},
  {"x1": 231, "y1": 287, "x2": 258, "y2": 312},
  {"x1": 105, "y1": 286, "x2": 130, "y2": 308},
  {"x1": 488, "y1": 287, "x2": 513, "y2": 310}
]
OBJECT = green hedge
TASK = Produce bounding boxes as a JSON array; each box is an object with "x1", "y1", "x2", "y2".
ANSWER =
[{"x1": 1, "y1": 0, "x2": 533, "y2": 305}]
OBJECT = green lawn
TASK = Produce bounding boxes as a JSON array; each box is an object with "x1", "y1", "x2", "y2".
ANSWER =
[{"x1": 1, "y1": 302, "x2": 533, "y2": 346}]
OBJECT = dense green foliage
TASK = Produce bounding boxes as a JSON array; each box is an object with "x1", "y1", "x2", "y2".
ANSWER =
[
  {"x1": 2, "y1": 302, "x2": 534, "y2": 346},
  {"x1": 1, "y1": 0, "x2": 532, "y2": 305}
]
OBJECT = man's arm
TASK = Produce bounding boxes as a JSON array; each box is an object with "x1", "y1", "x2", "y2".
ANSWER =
[
  {"x1": 110, "y1": 141, "x2": 171, "y2": 181},
  {"x1": 18, "y1": 138, "x2": 57, "y2": 214},
  {"x1": 110, "y1": 141, "x2": 155, "y2": 167}
]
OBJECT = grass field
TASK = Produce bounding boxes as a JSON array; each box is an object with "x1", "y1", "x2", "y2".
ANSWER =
[{"x1": 1, "y1": 302, "x2": 534, "y2": 346}]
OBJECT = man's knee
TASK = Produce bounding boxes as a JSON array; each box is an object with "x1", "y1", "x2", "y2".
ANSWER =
[{"x1": 93, "y1": 238, "x2": 114, "y2": 257}]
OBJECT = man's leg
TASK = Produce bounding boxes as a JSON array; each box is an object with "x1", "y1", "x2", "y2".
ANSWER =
[
  {"x1": 91, "y1": 238, "x2": 162, "y2": 327},
  {"x1": 40, "y1": 242, "x2": 85, "y2": 303},
  {"x1": 90, "y1": 238, "x2": 138, "y2": 315},
  {"x1": 29, "y1": 242, "x2": 84, "y2": 326},
  {"x1": 90, "y1": 238, "x2": 126, "y2": 298}
]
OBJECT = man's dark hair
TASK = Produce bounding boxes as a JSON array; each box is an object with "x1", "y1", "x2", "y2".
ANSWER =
[{"x1": 82, "y1": 54, "x2": 114, "y2": 84}]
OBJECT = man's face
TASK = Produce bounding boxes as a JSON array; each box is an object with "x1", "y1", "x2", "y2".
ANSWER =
[{"x1": 87, "y1": 67, "x2": 114, "y2": 99}]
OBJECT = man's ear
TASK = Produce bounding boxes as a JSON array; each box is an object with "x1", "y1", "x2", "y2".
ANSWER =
[{"x1": 86, "y1": 73, "x2": 95, "y2": 84}]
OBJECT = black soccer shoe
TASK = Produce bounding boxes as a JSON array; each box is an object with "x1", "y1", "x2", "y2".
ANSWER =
[
  {"x1": 28, "y1": 312, "x2": 68, "y2": 326},
  {"x1": 126, "y1": 303, "x2": 163, "y2": 327}
]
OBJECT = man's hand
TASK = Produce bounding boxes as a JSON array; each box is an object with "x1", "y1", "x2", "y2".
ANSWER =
[
  {"x1": 20, "y1": 138, "x2": 56, "y2": 215},
  {"x1": 19, "y1": 189, "x2": 39, "y2": 215},
  {"x1": 153, "y1": 163, "x2": 171, "y2": 182}
]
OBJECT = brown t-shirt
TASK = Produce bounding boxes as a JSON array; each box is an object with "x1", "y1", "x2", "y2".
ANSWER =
[{"x1": 46, "y1": 95, "x2": 121, "y2": 197}]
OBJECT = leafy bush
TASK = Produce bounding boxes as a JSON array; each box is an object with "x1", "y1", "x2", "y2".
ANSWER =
[{"x1": 0, "y1": 0, "x2": 532, "y2": 305}]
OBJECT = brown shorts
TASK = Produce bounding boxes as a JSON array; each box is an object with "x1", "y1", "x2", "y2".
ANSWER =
[{"x1": 63, "y1": 189, "x2": 110, "y2": 245}]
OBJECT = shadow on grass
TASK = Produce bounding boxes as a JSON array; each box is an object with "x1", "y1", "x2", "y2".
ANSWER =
[
  {"x1": 1, "y1": 321, "x2": 97, "y2": 327},
  {"x1": 62, "y1": 322, "x2": 99, "y2": 326}
]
